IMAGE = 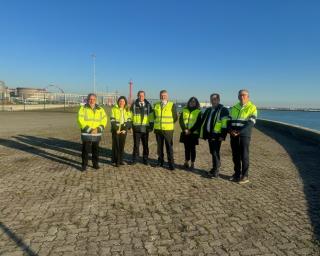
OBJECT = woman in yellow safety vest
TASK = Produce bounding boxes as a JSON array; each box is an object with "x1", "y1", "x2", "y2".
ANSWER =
[
  {"x1": 110, "y1": 96, "x2": 132, "y2": 167},
  {"x1": 179, "y1": 97, "x2": 202, "y2": 170}
]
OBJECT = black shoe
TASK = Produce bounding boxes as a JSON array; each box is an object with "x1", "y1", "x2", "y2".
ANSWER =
[
  {"x1": 120, "y1": 161, "x2": 125, "y2": 165},
  {"x1": 229, "y1": 175, "x2": 240, "y2": 182},
  {"x1": 143, "y1": 160, "x2": 149, "y2": 166},
  {"x1": 210, "y1": 169, "x2": 219, "y2": 178},
  {"x1": 93, "y1": 164, "x2": 100, "y2": 170},
  {"x1": 154, "y1": 161, "x2": 164, "y2": 167},
  {"x1": 130, "y1": 160, "x2": 137, "y2": 165},
  {"x1": 168, "y1": 164, "x2": 175, "y2": 171},
  {"x1": 183, "y1": 162, "x2": 189, "y2": 169},
  {"x1": 81, "y1": 165, "x2": 87, "y2": 171},
  {"x1": 115, "y1": 163, "x2": 120, "y2": 167}
]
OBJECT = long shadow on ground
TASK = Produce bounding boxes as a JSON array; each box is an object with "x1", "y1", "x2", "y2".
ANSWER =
[
  {"x1": 0, "y1": 222, "x2": 38, "y2": 256},
  {"x1": 256, "y1": 125, "x2": 320, "y2": 242}
]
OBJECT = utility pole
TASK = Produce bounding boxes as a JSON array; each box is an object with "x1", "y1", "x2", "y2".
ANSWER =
[{"x1": 91, "y1": 54, "x2": 96, "y2": 93}]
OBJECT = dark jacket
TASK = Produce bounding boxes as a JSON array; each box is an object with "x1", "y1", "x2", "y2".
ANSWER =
[
  {"x1": 201, "y1": 104, "x2": 229, "y2": 140},
  {"x1": 130, "y1": 99, "x2": 153, "y2": 133}
]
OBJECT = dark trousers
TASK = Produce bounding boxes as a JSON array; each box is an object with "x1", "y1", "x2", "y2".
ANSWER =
[
  {"x1": 208, "y1": 139, "x2": 222, "y2": 171},
  {"x1": 184, "y1": 139, "x2": 196, "y2": 162},
  {"x1": 132, "y1": 132, "x2": 149, "y2": 161},
  {"x1": 156, "y1": 131, "x2": 174, "y2": 164},
  {"x1": 112, "y1": 132, "x2": 127, "y2": 164},
  {"x1": 82, "y1": 141, "x2": 99, "y2": 166},
  {"x1": 230, "y1": 136, "x2": 251, "y2": 178}
]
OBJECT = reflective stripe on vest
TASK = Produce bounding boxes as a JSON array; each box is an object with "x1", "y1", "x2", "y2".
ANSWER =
[
  {"x1": 154, "y1": 102, "x2": 174, "y2": 130},
  {"x1": 132, "y1": 104, "x2": 150, "y2": 126},
  {"x1": 230, "y1": 101, "x2": 257, "y2": 128}
]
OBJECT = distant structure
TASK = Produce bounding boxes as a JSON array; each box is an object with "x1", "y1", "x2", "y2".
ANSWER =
[
  {"x1": 200, "y1": 102, "x2": 211, "y2": 108},
  {"x1": 16, "y1": 87, "x2": 46, "y2": 100},
  {"x1": 128, "y1": 79, "x2": 133, "y2": 105},
  {"x1": 0, "y1": 81, "x2": 10, "y2": 103},
  {"x1": 0, "y1": 80, "x2": 119, "y2": 105}
]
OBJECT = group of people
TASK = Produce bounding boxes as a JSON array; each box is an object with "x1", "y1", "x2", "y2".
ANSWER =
[{"x1": 77, "y1": 89, "x2": 257, "y2": 184}]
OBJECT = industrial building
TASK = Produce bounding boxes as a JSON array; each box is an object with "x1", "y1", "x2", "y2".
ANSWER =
[{"x1": 0, "y1": 81, "x2": 120, "y2": 106}]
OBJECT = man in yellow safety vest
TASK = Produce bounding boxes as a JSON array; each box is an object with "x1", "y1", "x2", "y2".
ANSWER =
[
  {"x1": 200, "y1": 93, "x2": 229, "y2": 178},
  {"x1": 130, "y1": 90, "x2": 154, "y2": 165},
  {"x1": 77, "y1": 93, "x2": 107, "y2": 171},
  {"x1": 153, "y1": 90, "x2": 178, "y2": 170},
  {"x1": 229, "y1": 89, "x2": 258, "y2": 184}
]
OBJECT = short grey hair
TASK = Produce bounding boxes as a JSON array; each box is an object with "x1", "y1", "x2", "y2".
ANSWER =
[
  {"x1": 160, "y1": 89, "x2": 168, "y2": 95},
  {"x1": 87, "y1": 93, "x2": 97, "y2": 101},
  {"x1": 238, "y1": 89, "x2": 249, "y2": 95}
]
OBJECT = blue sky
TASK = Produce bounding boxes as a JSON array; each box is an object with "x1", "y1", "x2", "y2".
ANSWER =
[{"x1": 0, "y1": 0, "x2": 319, "y2": 107}]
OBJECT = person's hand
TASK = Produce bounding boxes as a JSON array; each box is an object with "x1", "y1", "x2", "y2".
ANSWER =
[
  {"x1": 91, "y1": 128, "x2": 97, "y2": 134},
  {"x1": 121, "y1": 130, "x2": 126, "y2": 134},
  {"x1": 230, "y1": 130, "x2": 239, "y2": 137},
  {"x1": 116, "y1": 130, "x2": 121, "y2": 134},
  {"x1": 184, "y1": 129, "x2": 190, "y2": 135}
]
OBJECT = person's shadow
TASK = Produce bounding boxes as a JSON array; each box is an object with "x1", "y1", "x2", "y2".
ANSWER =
[
  {"x1": 0, "y1": 136, "x2": 82, "y2": 171},
  {"x1": 256, "y1": 124, "x2": 320, "y2": 242},
  {"x1": 0, "y1": 135, "x2": 148, "y2": 170},
  {"x1": 0, "y1": 222, "x2": 38, "y2": 256}
]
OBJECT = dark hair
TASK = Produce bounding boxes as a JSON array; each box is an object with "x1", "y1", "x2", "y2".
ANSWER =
[
  {"x1": 117, "y1": 96, "x2": 128, "y2": 106},
  {"x1": 137, "y1": 90, "x2": 145, "y2": 96},
  {"x1": 187, "y1": 96, "x2": 200, "y2": 109},
  {"x1": 210, "y1": 93, "x2": 220, "y2": 101}
]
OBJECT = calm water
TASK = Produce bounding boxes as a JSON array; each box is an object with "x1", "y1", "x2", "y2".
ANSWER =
[{"x1": 258, "y1": 110, "x2": 320, "y2": 131}]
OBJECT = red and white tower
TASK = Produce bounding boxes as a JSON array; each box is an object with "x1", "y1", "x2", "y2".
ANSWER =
[{"x1": 128, "y1": 79, "x2": 133, "y2": 105}]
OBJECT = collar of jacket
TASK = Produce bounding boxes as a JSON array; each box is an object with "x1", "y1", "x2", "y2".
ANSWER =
[
  {"x1": 184, "y1": 106, "x2": 200, "y2": 112},
  {"x1": 234, "y1": 101, "x2": 252, "y2": 110},
  {"x1": 85, "y1": 103, "x2": 100, "y2": 110},
  {"x1": 134, "y1": 99, "x2": 150, "y2": 107},
  {"x1": 114, "y1": 104, "x2": 127, "y2": 110},
  {"x1": 208, "y1": 104, "x2": 223, "y2": 112}
]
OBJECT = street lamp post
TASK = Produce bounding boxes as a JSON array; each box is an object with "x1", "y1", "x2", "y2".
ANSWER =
[{"x1": 92, "y1": 53, "x2": 96, "y2": 94}]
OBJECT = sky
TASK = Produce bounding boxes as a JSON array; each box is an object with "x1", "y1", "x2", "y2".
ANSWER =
[{"x1": 0, "y1": 0, "x2": 319, "y2": 108}]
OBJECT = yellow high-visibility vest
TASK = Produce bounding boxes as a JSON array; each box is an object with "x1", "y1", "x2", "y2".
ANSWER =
[
  {"x1": 154, "y1": 101, "x2": 174, "y2": 130},
  {"x1": 230, "y1": 101, "x2": 257, "y2": 128},
  {"x1": 110, "y1": 104, "x2": 132, "y2": 129},
  {"x1": 200, "y1": 107, "x2": 229, "y2": 138},
  {"x1": 181, "y1": 107, "x2": 201, "y2": 134},
  {"x1": 132, "y1": 104, "x2": 153, "y2": 126},
  {"x1": 77, "y1": 104, "x2": 107, "y2": 140}
]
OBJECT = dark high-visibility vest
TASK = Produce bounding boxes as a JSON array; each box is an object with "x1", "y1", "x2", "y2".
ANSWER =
[
  {"x1": 132, "y1": 103, "x2": 153, "y2": 126},
  {"x1": 200, "y1": 107, "x2": 229, "y2": 138}
]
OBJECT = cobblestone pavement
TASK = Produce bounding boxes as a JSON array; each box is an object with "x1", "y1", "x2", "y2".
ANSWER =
[{"x1": 0, "y1": 112, "x2": 319, "y2": 256}]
